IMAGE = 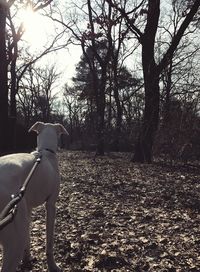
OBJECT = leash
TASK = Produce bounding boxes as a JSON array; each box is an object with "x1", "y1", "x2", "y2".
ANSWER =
[{"x1": 0, "y1": 154, "x2": 42, "y2": 231}]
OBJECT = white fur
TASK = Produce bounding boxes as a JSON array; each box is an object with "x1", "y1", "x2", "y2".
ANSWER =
[{"x1": 0, "y1": 122, "x2": 68, "y2": 272}]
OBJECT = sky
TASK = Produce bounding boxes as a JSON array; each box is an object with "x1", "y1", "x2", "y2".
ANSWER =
[{"x1": 20, "y1": 4, "x2": 82, "y2": 91}]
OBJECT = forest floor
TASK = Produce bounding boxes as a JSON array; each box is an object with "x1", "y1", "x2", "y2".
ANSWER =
[{"x1": 1, "y1": 150, "x2": 200, "y2": 271}]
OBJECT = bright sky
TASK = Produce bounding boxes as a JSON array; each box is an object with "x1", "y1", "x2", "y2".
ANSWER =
[
  {"x1": 20, "y1": 7, "x2": 48, "y2": 49},
  {"x1": 19, "y1": 4, "x2": 82, "y2": 90}
]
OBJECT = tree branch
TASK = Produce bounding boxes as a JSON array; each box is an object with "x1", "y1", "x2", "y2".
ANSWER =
[{"x1": 158, "y1": 0, "x2": 200, "y2": 73}]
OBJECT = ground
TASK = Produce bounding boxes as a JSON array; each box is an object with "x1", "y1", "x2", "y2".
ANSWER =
[{"x1": 0, "y1": 151, "x2": 200, "y2": 271}]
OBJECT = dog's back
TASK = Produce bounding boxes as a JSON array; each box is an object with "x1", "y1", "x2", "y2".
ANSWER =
[
  {"x1": 0, "y1": 153, "x2": 34, "y2": 271},
  {"x1": 0, "y1": 151, "x2": 59, "y2": 215},
  {"x1": 25, "y1": 150, "x2": 60, "y2": 208},
  {"x1": 0, "y1": 153, "x2": 34, "y2": 210}
]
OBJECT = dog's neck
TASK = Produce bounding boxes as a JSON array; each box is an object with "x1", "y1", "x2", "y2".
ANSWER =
[{"x1": 37, "y1": 128, "x2": 58, "y2": 154}]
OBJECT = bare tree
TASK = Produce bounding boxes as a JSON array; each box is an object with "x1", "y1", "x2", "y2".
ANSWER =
[
  {"x1": 51, "y1": 0, "x2": 136, "y2": 155},
  {"x1": 107, "y1": 0, "x2": 200, "y2": 162},
  {"x1": 17, "y1": 64, "x2": 60, "y2": 127},
  {"x1": 0, "y1": 0, "x2": 56, "y2": 153},
  {"x1": 0, "y1": 0, "x2": 9, "y2": 152},
  {"x1": 63, "y1": 84, "x2": 85, "y2": 145}
]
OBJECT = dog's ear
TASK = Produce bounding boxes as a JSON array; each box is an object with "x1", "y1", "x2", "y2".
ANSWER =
[
  {"x1": 54, "y1": 124, "x2": 69, "y2": 136},
  {"x1": 28, "y1": 122, "x2": 45, "y2": 134}
]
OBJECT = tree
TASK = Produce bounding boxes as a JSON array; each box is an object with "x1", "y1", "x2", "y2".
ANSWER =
[
  {"x1": 80, "y1": 1, "x2": 115, "y2": 155},
  {"x1": 63, "y1": 84, "x2": 85, "y2": 146},
  {"x1": 109, "y1": 15, "x2": 131, "y2": 151},
  {"x1": 107, "y1": 0, "x2": 200, "y2": 162},
  {"x1": 0, "y1": 0, "x2": 9, "y2": 153},
  {"x1": 51, "y1": 0, "x2": 137, "y2": 154},
  {"x1": 0, "y1": 0, "x2": 56, "y2": 153},
  {"x1": 71, "y1": 41, "x2": 142, "y2": 151},
  {"x1": 72, "y1": 51, "x2": 97, "y2": 138},
  {"x1": 17, "y1": 64, "x2": 60, "y2": 127}
]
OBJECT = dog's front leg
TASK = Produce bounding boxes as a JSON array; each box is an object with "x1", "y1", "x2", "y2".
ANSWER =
[{"x1": 46, "y1": 201, "x2": 61, "y2": 272}]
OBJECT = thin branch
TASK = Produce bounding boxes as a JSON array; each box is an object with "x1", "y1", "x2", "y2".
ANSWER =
[
  {"x1": 106, "y1": 0, "x2": 143, "y2": 40},
  {"x1": 158, "y1": 0, "x2": 200, "y2": 73},
  {"x1": 16, "y1": 31, "x2": 69, "y2": 89}
]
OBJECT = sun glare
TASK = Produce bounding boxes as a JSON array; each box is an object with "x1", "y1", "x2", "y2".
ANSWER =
[{"x1": 20, "y1": 7, "x2": 50, "y2": 50}]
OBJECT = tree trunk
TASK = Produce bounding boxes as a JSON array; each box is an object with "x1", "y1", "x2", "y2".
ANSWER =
[
  {"x1": 96, "y1": 77, "x2": 106, "y2": 156},
  {"x1": 132, "y1": 0, "x2": 160, "y2": 163},
  {"x1": 113, "y1": 68, "x2": 123, "y2": 152},
  {"x1": 10, "y1": 57, "x2": 18, "y2": 151},
  {"x1": 0, "y1": 3, "x2": 9, "y2": 154},
  {"x1": 132, "y1": 71, "x2": 160, "y2": 163},
  {"x1": 162, "y1": 54, "x2": 173, "y2": 126}
]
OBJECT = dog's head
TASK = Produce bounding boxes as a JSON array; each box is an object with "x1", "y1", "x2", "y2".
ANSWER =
[{"x1": 29, "y1": 122, "x2": 68, "y2": 152}]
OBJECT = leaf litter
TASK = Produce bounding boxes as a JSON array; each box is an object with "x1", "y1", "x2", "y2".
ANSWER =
[{"x1": 0, "y1": 151, "x2": 200, "y2": 271}]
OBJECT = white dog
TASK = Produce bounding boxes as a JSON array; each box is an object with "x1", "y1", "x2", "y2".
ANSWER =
[{"x1": 0, "y1": 122, "x2": 68, "y2": 272}]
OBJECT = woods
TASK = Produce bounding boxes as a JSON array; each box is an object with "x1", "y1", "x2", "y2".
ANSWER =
[
  {"x1": 0, "y1": 0, "x2": 200, "y2": 162},
  {"x1": 0, "y1": 2, "x2": 200, "y2": 271}
]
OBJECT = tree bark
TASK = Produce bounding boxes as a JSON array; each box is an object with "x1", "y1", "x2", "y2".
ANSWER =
[
  {"x1": 113, "y1": 64, "x2": 123, "y2": 152},
  {"x1": 132, "y1": 0, "x2": 160, "y2": 163},
  {"x1": 10, "y1": 55, "x2": 18, "y2": 151},
  {"x1": 0, "y1": 2, "x2": 9, "y2": 154},
  {"x1": 96, "y1": 71, "x2": 106, "y2": 156},
  {"x1": 163, "y1": 60, "x2": 173, "y2": 126},
  {"x1": 132, "y1": 68, "x2": 160, "y2": 163}
]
